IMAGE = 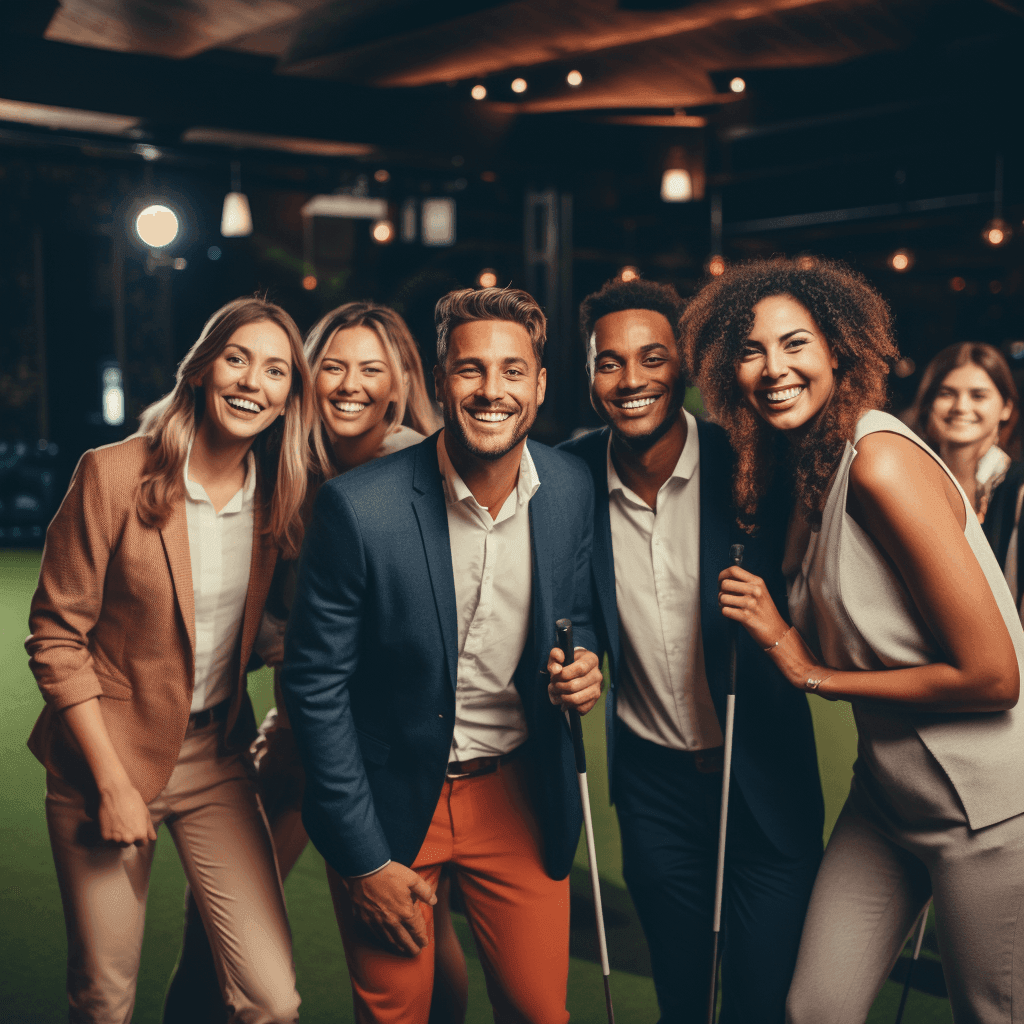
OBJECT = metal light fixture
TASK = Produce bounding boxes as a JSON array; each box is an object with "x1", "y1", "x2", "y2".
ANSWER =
[{"x1": 221, "y1": 161, "x2": 252, "y2": 238}]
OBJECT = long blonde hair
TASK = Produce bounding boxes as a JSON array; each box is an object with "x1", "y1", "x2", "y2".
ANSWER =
[
  {"x1": 136, "y1": 296, "x2": 314, "y2": 559},
  {"x1": 304, "y1": 301, "x2": 440, "y2": 479}
]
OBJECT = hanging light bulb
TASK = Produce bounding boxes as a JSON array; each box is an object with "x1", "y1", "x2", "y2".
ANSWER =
[
  {"x1": 983, "y1": 218, "x2": 1011, "y2": 247},
  {"x1": 661, "y1": 146, "x2": 694, "y2": 203},
  {"x1": 889, "y1": 249, "x2": 914, "y2": 272},
  {"x1": 221, "y1": 160, "x2": 252, "y2": 237},
  {"x1": 707, "y1": 255, "x2": 726, "y2": 277}
]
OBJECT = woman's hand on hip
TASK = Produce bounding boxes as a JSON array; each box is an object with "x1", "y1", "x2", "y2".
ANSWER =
[
  {"x1": 718, "y1": 565, "x2": 790, "y2": 650},
  {"x1": 97, "y1": 781, "x2": 157, "y2": 847}
]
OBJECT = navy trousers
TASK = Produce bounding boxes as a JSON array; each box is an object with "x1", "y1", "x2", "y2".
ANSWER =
[{"x1": 612, "y1": 722, "x2": 821, "y2": 1024}]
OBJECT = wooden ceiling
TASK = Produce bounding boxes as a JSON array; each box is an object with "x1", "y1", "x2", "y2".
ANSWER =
[{"x1": 36, "y1": 0, "x2": 967, "y2": 119}]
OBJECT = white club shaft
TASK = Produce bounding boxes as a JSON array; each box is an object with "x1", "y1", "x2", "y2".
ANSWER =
[
  {"x1": 578, "y1": 770, "x2": 612, "y2": 977},
  {"x1": 712, "y1": 693, "x2": 736, "y2": 933}
]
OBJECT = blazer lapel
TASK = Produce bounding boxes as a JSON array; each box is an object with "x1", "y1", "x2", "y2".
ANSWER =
[
  {"x1": 239, "y1": 499, "x2": 277, "y2": 672},
  {"x1": 159, "y1": 499, "x2": 195, "y2": 657},
  {"x1": 588, "y1": 433, "x2": 620, "y2": 679},
  {"x1": 411, "y1": 438, "x2": 459, "y2": 690}
]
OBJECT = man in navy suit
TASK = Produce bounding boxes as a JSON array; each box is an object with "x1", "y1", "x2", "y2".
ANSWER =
[
  {"x1": 559, "y1": 277, "x2": 824, "y2": 1024},
  {"x1": 281, "y1": 286, "x2": 604, "y2": 1024}
]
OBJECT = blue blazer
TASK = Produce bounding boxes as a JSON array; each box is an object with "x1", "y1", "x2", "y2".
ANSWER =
[
  {"x1": 281, "y1": 435, "x2": 598, "y2": 880},
  {"x1": 559, "y1": 421, "x2": 824, "y2": 857}
]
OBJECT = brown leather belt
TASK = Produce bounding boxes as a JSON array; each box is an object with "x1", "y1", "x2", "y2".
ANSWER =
[
  {"x1": 446, "y1": 745, "x2": 524, "y2": 780},
  {"x1": 188, "y1": 698, "x2": 230, "y2": 731},
  {"x1": 691, "y1": 746, "x2": 724, "y2": 774}
]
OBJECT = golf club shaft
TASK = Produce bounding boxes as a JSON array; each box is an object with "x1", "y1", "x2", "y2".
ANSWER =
[{"x1": 556, "y1": 619, "x2": 615, "y2": 1024}]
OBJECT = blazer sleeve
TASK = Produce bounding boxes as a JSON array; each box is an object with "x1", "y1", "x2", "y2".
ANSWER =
[
  {"x1": 25, "y1": 449, "x2": 112, "y2": 711},
  {"x1": 569, "y1": 477, "x2": 599, "y2": 657},
  {"x1": 280, "y1": 482, "x2": 392, "y2": 877}
]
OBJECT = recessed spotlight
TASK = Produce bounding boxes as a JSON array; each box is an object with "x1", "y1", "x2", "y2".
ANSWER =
[{"x1": 511, "y1": 78, "x2": 527, "y2": 94}]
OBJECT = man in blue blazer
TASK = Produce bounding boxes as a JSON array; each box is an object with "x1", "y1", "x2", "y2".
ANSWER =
[
  {"x1": 559, "y1": 277, "x2": 824, "y2": 1024},
  {"x1": 282, "y1": 286, "x2": 604, "y2": 1023}
]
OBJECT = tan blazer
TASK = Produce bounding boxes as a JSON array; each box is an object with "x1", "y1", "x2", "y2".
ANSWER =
[{"x1": 26, "y1": 435, "x2": 278, "y2": 802}]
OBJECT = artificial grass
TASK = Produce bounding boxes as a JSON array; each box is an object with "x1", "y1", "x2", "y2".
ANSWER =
[{"x1": 1, "y1": 549, "x2": 951, "y2": 1022}]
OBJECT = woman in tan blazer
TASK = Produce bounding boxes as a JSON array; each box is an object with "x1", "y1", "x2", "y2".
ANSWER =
[{"x1": 26, "y1": 296, "x2": 314, "y2": 1024}]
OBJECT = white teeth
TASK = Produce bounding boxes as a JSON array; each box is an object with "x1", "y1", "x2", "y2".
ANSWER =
[
  {"x1": 332, "y1": 401, "x2": 367, "y2": 413},
  {"x1": 765, "y1": 386, "x2": 804, "y2": 402},
  {"x1": 621, "y1": 396, "x2": 658, "y2": 410},
  {"x1": 226, "y1": 397, "x2": 261, "y2": 413},
  {"x1": 471, "y1": 411, "x2": 511, "y2": 422}
]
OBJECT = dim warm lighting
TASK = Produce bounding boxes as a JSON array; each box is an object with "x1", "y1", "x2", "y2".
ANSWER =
[
  {"x1": 661, "y1": 168, "x2": 693, "y2": 203},
  {"x1": 135, "y1": 204, "x2": 179, "y2": 248},
  {"x1": 990, "y1": 280, "x2": 1003, "y2": 294},
  {"x1": 371, "y1": 219, "x2": 394, "y2": 244},
  {"x1": 511, "y1": 78, "x2": 528, "y2": 94},
  {"x1": 567, "y1": 70, "x2": 583, "y2": 87},
  {"x1": 983, "y1": 218, "x2": 1011, "y2": 246},
  {"x1": 618, "y1": 266, "x2": 640, "y2": 282},
  {"x1": 481, "y1": 170, "x2": 497, "y2": 183},
  {"x1": 893, "y1": 357, "x2": 916, "y2": 378},
  {"x1": 950, "y1": 276, "x2": 966, "y2": 292},
  {"x1": 730, "y1": 77, "x2": 746, "y2": 93},
  {"x1": 421, "y1": 197, "x2": 456, "y2": 247},
  {"x1": 708, "y1": 255, "x2": 726, "y2": 277},
  {"x1": 221, "y1": 192, "x2": 252, "y2": 238},
  {"x1": 477, "y1": 269, "x2": 498, "y2": 288},
  {"x1": 889, "y1": 249, "x2": 913, "y2": 272},
  {"x1": 302, "y1": 275, "x2": 317, "y2": 290},
  {"x1": 471, "y1": 84, "x2": 487, "y2": 100},
  {"x1": 101, "y1": 364, "x2": 124, "y2": 426},
  {"x1": 374, "y1": 169, "x2": 390, "y2": 183}
]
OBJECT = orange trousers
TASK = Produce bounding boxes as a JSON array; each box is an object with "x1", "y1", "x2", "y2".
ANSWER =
[{"x1": 328, "y1": 758, "x2": 570, "y2": 1024}]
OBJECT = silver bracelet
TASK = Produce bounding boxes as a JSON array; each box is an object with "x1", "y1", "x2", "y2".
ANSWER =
[{"x1": 804, "y1": 676, "x2": 824, "y2": 693}]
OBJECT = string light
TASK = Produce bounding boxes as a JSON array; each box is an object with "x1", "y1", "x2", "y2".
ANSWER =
[
  {"x1": 471, "y1": 84, "x2": 487, "y2": 100},
  {"x1": 511, "y1": 78, "x2": 527, "y2": 94},
  {"x1": 567, "y1": 70, "x2": 583, "y2": 87}
]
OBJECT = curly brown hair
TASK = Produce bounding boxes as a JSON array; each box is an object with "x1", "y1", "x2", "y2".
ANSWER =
[{"x1": 681, "y1": 256, "x2": 898, "y2": 530}]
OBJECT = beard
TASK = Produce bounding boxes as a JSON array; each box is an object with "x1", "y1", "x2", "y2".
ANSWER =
[
  {"x1": 606, "y1": 381, "x2": 686, "y2": 454},
  {"x1": 442, "y1": 401, "x2": 535, "y2": 462}
]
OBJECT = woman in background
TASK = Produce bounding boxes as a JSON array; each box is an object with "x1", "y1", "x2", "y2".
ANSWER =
[
  {"x1": 166, "y1": 302, "x2": 467, "y2": 1024},
  {"x1": 29, "y1": 296, "x2": 313, "y2": 1023},
  {"x1": 683, "y1": 257, "x2": 1024, "y2": 1024}
]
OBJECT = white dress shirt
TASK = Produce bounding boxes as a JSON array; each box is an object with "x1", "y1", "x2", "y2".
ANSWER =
[
  {"x1": 608, "y1": 410, "x2": 723, "y2": 751},
  {"x1": 184, "y1": 445, "x2": 256, "y2": 712},
  {"x1": 437, "y1": 434, "x2": 539, "y2": 761}
]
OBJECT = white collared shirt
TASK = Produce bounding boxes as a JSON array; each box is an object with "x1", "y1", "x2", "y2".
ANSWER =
[
  {"x1": 184, "y1": 444, "x2": 256, "y2": 712},
  {"x1": 437, "y1": 434, "x2": 539, "y2": 760},
  {"x1": 608, "y1": 410, "x2": 723, "y2": 751}
]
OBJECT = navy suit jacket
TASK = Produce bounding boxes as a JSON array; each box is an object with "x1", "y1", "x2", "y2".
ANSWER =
[
  {"x1": 281, "y1": 434, "x2": 597, "y2": 880},
  {"x1": 559, "y1": 421, "x2": 824, "y2": 858}
]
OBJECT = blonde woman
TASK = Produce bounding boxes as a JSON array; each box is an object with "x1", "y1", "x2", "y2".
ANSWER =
[
  {"x1": 27, "y1": 297, "x2": 314, "y2": 1022},
  {"x1": 166, "y1": 303, "x2": 467, "y2": 1024}
]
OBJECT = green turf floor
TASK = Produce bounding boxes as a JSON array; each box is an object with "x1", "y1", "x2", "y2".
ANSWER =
[{"x1": 1, "y1": 549, "x2": 951, "y2": 1022}]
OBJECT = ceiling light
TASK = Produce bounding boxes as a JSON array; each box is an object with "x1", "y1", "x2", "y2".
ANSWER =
[
  {"x1": 730, "y1": 77, "x2": 746, "y2": 93},
  {"x1": 889, "y1": 249, "x2": 913, "y2": 272},
  {"x1": 511, "y1": 78, "x2": 527, "y2": 94},
  {"x1": 421, "y1": 198, "x2": 456, "y2": 247},
  {"x1": 477, "y1": 269, "x2": 498, "y2": 289},
  {"x1": 661, "y1": 168, "x2": 693, "y2": 203},
  {"x1": 983, "y1": 218, "x2": 1011, "y2": 246},
  {"x1": 135, "y1": 204, "x2": 179, "y2": 248},
  {"x1": 567, "y1": 70, "x2": 583, "y2": 87},
  {"x1": 371, "y1": 219, "x2": 394, "y2": 244},
  {"x1": 471, "y1": 84, "x2": 487, "y2": 100},
  {"x1": 618, "y1": 266, "x2": 640, "y2": 283},
  {"x1": 221, "y1": 161, "x2": 252, "y2": 238}
]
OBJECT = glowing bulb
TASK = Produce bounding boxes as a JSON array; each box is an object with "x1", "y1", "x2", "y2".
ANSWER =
[
  {"x1": 619, "y1": 266, "x2": 640, "y2": 283},
  {"x1": 302, "y1": 275, "x2": 317, "y2": 290},
  {"x1": 220, "y1": 192, "x2": 252, "y2": 237},
  {"x1": 477, "y1": 269, "x2": 498, "y2": 289},
  {"x1": 889, "y1": 249, "x2": 913, "y2": 272},
  {"x1": 371, "y1": 219, "x2": 394, "y2": 244},
  {"x1": 950, "y1": 276, "x2": 966, "y2": 292},
  {"x1": 567, "y1": 70, "x2": 583, "y2": 87},
  {"x1": 708, "y1": 255, "x2": 726, "y2": 277},
  {"x1": 135, "y1": 204, "x2": 179, "y2": 248},
  {"x1": 661, "y1": 168, "x2": 693, "y2": 203},
  {"x1": 730, "y1": 77, "x2": 746, "y2": 93},
  {"x1": 374, "y1": 169, "x2": 390, "y2": 183},
  {"x1": 983, "y1": 218, "x2": 1011, "y2": 246},
  {"x1": 471, "y1": 84, "x2": 487, "y2": 100},
  {"x1": 511, "y1": 78, "x2": 527, "y2": 94}
]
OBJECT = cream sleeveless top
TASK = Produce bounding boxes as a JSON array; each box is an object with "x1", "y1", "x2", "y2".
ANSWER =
[{"x1": 788, "y1": 409, "x2": 1024, "y2": 830}]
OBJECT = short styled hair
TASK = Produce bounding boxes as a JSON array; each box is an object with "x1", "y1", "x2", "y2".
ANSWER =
[
  {"x1": 580, "y1": 277, "x2": 686, "y2": 351},
  {"x1": 434, "y1": 287, "x2": 546, "y2": 369}
]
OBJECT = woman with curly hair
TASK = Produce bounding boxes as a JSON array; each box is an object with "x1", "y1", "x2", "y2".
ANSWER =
[{"x1": 682, "y1": 257, "x2": 1024, "y2": 1023}]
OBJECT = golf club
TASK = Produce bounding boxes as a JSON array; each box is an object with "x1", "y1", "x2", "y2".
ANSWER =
[
  {"x1": 556, "y1": 617, "x2": 615, "y2": 1024},
  {"x1": 894, "y1": 898, "x2": 932, "y2": 1024},
  {"x1": 707, "y1": 543, "x2": 745, "y2": 1024}
]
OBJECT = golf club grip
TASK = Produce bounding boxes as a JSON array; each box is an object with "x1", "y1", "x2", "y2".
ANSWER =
[
  {"x1": 727, "y1": 544, "x2": 744, "y2": 697},
  {"x1": 556, "y1": 619, "x2": 587, "y2": 775}
]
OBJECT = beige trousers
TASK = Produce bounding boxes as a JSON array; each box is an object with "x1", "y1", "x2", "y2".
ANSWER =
[{"x1": 45, "y1": 718, "x2": 300, "y2": 1024}]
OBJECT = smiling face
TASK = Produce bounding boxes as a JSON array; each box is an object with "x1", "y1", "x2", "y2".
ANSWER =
[
  {"x1": 589, "y1": 308, "x2": 684, "y2": 448},
  {"x1": 316, "y1": 324, "x2": 402, "y2": 446},
  {"x1": 199, "y1": 320, "x2": 293, "y2": 443},
  {"x1": 434, "y1": 319, "x2": 546, "y2": 461},
  {"x1": 736, "y1": 294, "x2": 838, "y2": 436},
  {"x1": 928, "y1": 362, "x2": 1011, "y2": 451}
]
